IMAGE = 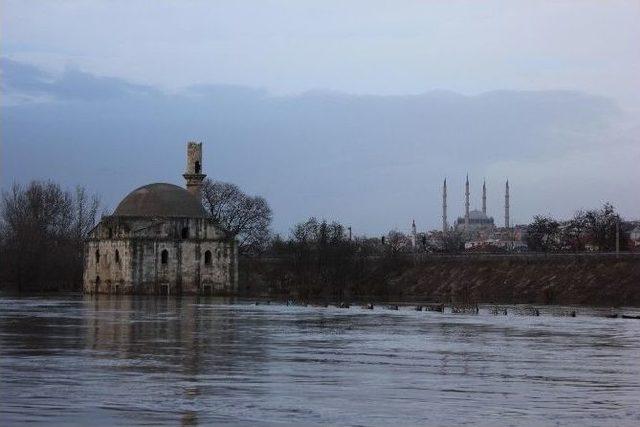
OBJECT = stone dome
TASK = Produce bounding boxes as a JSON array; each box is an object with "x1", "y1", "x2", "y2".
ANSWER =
[{"x1": 113, "y1": 183, "x2": 207, "y2": 218}]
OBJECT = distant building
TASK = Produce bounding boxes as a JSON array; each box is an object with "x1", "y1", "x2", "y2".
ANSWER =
[
  {"x1": 83, "y1": 142, "x2": 238, "y2": 295},
  {"x1": 629, "y1": 226, "x2": 640, "y2": 251},
  {"x1": 437, "y1": 176, "x2": 522, "y2": 251},
  {"x1": 455, "y1": 209, "x2": 495, "y2": 234},
  {"x1": 464, "y1": 239, "x2": 527, "y2": 252},
  {"x1": 443, "y1": 176, "x2": 510, "y2": 237}
]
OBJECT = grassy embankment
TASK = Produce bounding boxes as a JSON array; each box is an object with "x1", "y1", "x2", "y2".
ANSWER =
[{"x1": 240, "y1": 254, "x2": 640, "y2": 306}]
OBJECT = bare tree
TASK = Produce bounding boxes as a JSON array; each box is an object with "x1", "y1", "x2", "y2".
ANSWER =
[
  {"x1": 291, "y1": 217, "x2": 320, "y2": 245},
  {"x1": 525, "y1": 215, "x2": 561, "y2": 252},
  {"x1": 556, "y1": 203, "x2": 625, "y2": 252},
  {"x1": 0, "y1": 181, "x2": 100, "y2": 291},
  {"x1": 561, "y1": 210, "x2": 588, "y2": 252},
  {"x1": 440, "y1": 230, "x2": 464, "y2": 254},
  {"x1": 582, "y1": 203, "x2": 622, "y2": 251},
  {"x1": 201, "y1": 179, "x2": 272, "y2": 255},
  {"x1": 386, "y1": 230, "x2": 411, "y2": 255}
]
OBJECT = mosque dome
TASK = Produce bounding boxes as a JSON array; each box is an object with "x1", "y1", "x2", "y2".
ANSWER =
[
  {"x1": 113, "y1": 183, "x2": 207, "y2": 218},
  {"x1": 468, "y1": 210, "x2": 489, "y2": 220}
]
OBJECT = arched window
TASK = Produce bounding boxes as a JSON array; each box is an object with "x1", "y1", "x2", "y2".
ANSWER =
[
  {"x1": 95, "y1": 249, "x2": 100, "y2": 264},
  {"x1": 115, "y1": 249, "x2": 120, "y2": 264},
  {"x1": 108, "y1": 228, "x2": 113, "y2": 238},
  {"x1": 181, "y1": 227, "x2": 189, "y2": 239},
  {"x1": 195, "y1": 161, "x2": 201, "y2": 174},
  {"x1": 161, "y1": 249, "x2": 169, "y2": 265},
  {"x1": 96, "y1": 275, "x2": 101, "y2": 285},
  {"x1": 204, "y1": 250, "x2": 212, "y2": 265}
]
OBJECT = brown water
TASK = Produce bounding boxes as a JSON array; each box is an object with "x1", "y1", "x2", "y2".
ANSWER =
[{"x1": 1, "y1": 296, "x2": 639, "y2": 426}]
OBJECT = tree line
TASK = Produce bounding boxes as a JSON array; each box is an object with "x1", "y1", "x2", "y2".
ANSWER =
[
  {"x1": 525, "y1": 203, "x2": 632, "y2": 252},
  {"x1": 241, "y1": 202, "x2": 636, "y2": 300},
  {"x1": 246, "y1": 217, "x2": 410, "y2": 300},
  {"x1": 0, "y1": 181, "x2": 100, "y2": 291},
  {"x1": 0, "y1": 178, "x2": 635, "y2": 293}
]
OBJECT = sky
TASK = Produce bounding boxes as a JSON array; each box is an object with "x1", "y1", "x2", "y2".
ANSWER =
[{"x1": 1, "y1": 0, "x2": 639, "y2": 235}]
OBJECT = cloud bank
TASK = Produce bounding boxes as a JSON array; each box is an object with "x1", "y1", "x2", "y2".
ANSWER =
[{"x1": 2, "y1": 59, "x2": 638, "y2": 235}]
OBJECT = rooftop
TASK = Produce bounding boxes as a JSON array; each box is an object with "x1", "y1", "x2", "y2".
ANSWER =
[{"x1": 113, "y1": 183, "x2": 207, "y2": 218}]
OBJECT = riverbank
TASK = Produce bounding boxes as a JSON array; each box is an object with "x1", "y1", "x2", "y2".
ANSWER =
[
  {"x1": 2, "y1": 254, "x2": 638, "y2": 307},
  {"x1": 240, "y1": 253, "x2": 640, "y2": 306}
]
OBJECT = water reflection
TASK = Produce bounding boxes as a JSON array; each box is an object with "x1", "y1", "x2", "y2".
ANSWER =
[{"x1": 1, "y1": 296, "x2": 640, "y2": 425}]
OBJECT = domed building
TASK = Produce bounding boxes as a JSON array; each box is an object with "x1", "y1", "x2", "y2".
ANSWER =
[
  {"x1": 455, "y1": 209, "x2": 495, "y2": 233},
  {"x1": 83, "y1": 142, "x2": 238, "y2": 295},
  {"x1": 443, "y1": 175, "x2": 510, "y2": 237}
]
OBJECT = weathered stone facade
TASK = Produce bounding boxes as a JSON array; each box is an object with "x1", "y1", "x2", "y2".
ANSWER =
[{"x1": 83, "y1": 143, "x2": 238, "y2": 295}]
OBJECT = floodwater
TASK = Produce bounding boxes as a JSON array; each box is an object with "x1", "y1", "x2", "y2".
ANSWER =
[{"x1": 1, "y1": 296, "x2": 640, "y2": 426}]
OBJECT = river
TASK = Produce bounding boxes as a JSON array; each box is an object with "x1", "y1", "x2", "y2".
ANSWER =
[{"x1": 1, "y1": 296, "x2": 639, "y2": 426}]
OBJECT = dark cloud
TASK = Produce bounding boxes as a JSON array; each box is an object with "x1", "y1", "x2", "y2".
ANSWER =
[
  {"x1": 1, "y1": 57, "x2": 158, "y2": 101},
  {"x1": 1, "y1": 59, "x2": 623, "y2": 234},
  {"x1": 1, "y1": 58, "x2": 52, "y2": 95}
]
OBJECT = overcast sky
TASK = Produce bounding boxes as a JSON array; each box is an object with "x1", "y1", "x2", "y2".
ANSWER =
[{"x1": 2, "y1": 1, "x2": 639, "y2": 235}]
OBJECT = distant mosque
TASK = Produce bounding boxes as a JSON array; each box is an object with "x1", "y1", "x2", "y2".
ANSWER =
[{"x1": 442, "y1": 175, "x2": 510, "y2": 236}]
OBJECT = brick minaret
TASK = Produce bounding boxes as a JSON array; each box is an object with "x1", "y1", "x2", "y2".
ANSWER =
[{"x1": 183, "y1": 142, "x2": 206, "y2": 199}]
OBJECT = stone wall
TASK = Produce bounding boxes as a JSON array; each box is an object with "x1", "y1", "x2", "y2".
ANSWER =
[{"x1": 83, "y1": 215, "x2": 237, "y2": 295}]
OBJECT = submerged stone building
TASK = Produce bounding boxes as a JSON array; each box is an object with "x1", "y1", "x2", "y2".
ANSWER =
[{"x1": 83, "y1": 142, "x2": 238, "y2": 295}]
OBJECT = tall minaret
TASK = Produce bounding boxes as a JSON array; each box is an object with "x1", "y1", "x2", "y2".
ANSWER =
[
  {"x1": 183, "y1": 141, "x2": 207, "y2": 199},
  {"x1": 442, "y1": 178, "x2": 448, "y2": 234},
  {"x1": 464, "y1": 174, "x2": 470, "y2": 230},
  {"x1": 504, "y1": 179, "x2": 510, "y2": 228},
  {"x1": 411, "y1": 219, "x2": 417, "y2": 248},
  {"x1": 482, "y1": 179, "x2": 487, "y2": 215}
]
